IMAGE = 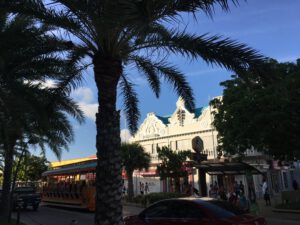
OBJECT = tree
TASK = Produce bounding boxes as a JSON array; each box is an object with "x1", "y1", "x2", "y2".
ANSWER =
[
  {"x1": 0, "y1": 13, "x2": 84, "y2": 217},
  {"x1": 211, "y1": 59, "x2": 300, "y2": 160},
  {"x1": 13, "y1": 153, "x2": 48, "y2": 182},
  {"x1": 157, "y1": 146, "x2": 191, "y2": 193},
  {"x1": 4, "y1": 1, "x2": 265, "y2": 224},
  {"x1": 121, "y1": 142, "x2": 150, "y2": 199}
]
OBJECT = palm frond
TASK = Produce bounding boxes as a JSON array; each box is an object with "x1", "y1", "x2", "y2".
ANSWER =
[
  {"x1": 119, "y1": 74, "x2": 140, "y2": 134},
  {"x1": 134, "y1": 56, "x2": 161, "y2": 98},
  {"x1": 129, "y1": 56, "x2": 195, "y2": 111},
  {"x1": 135, "y1": 28, "x2": 265, "y2": 73}
]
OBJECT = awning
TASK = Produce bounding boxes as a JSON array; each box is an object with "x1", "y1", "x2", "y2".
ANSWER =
[
  {"x1": 42, "y1": 162, "x2": 97, "y2": 177},
  {"x1": 195, "y1": 161, "x2": 262, "y2": 175}
]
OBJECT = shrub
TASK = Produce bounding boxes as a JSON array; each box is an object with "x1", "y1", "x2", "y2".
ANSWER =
[{"x1": 127, "y1": 192, "x2": 189, "y2": 207}]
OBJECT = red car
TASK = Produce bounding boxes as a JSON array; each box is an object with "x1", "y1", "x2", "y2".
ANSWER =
[{"x1": 124, "y1": 197, "x2": 266, "y2": 225}]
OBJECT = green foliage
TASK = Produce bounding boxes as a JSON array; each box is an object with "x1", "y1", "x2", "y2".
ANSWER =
[
  {"x1": 13, "y1": 153, "x2": 48, "y2": 182},
  {"x1": 121, "y1": 142, "x2": 151, "y2": 199},
  {"x1": 156, "y1": 147, "x2": 191, "y2": 180},
  {"x1": 128, "y1": 192, "x2": 189, "y2": 207},
  {"x1": 275, "y1": 202, "x2": 300, "y2": 210},
  {"x1": 121, "y1": 142, "x2": 151, "y2": 173},
  {"x1": 211, "y1": 59, "x2": 300, "y2": 160}
]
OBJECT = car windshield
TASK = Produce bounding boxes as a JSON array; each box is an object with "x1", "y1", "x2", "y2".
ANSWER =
[{"x1": 200, "y1": 200, "x2": 245, "y2": 219}]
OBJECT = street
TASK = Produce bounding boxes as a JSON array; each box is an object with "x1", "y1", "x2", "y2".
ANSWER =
[
  {"x1": 13, "y1": 204, "x2": 142, "y2": 225},
  {"x1": 13, "y1": 204, "x2": 300, "y2": 225}
]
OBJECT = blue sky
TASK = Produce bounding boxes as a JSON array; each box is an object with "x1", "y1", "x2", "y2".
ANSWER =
[{"x1": 42, "y1": 0, "x2": 300, "y2": 162}]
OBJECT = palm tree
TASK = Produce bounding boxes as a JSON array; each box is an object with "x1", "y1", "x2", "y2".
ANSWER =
[
  {"x1": 121, "y1": 142, "x2": 150, "y2": 200},
  {"x1": 0, "y1": 13, "x2": 84, "y2": 217},
  {"x1": 4, "y1": 1, "x2": 265, "y2": 224},
  {"x1": 157, "y1": 147, "x2": 191, "y2": 193}
]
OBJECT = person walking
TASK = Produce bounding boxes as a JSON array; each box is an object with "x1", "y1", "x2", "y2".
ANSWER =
[
  {"x1": 293, "y1": 180, "x2": 299, "y2": 190},
  {"x1": 239, "y1": 181, "x2": 245, "y2": 193},
  {"x1": 262, "y1": 178, "x2": 271, "y2": 206},
  {"x1": 145, "y1": 182, "x2": 149, "y2": 194},
  {"x1": 140, "y1": 182, "x2": 144, "y2": 195}
]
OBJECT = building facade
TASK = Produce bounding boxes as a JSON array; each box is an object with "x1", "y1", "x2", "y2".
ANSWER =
[
  {"x1": 129, "y1": 97, "x2": 218, "y2": 194},
  {"x1": 128, "y1": 97, "x2": 300, "y2": 197}
]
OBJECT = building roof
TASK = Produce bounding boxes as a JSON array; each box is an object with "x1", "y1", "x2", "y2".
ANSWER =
[
  {"x1": 156, "y1": 107, "x2": 206, "y2": 125},
  {"x1": 156, "y1": 115, "x2": 171, "y2": 125},
  {"x1": 50, "y1": 155, "x2": 96, "y2": 169},
  {"x1": 194, "y1": 107, "x2": 205, "y2": 118},
  {"x1": 43, "y1": 161, "x2": 97, "y2": 176},
  {"x1": 195, "y1": 161, "x2": 262, "y2": 175}
]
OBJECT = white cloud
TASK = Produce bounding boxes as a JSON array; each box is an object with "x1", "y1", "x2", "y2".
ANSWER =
[
  {"x1": 73, "y1": 87, "x2": 94, "y2": 103},
  {"x1": 186, "y1": 68, "x2": 223, "y2": 76},
  {"x1": 78, "y1": 102, "x2": 98, "y2": 121},
  {"x1": 120, "y1": 129, "x2": 132, "y2": 143},
  {"x1": 24, "y1": 79, "x2": 57, "y2": 88},
  {"x1": 72, "y1": 87, "x2": 98, "y2": 121}
]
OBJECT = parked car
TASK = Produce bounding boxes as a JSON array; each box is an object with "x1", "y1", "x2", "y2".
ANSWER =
[
  {"x1": 0, "y1": 188, "x2": 25, "y2": 210},
  {"x1": 14, "y1": 186, "x2": 41, "y2": 211},
  {"x1": 124, "y1": 197, "x2": 267, "y2": 225}
]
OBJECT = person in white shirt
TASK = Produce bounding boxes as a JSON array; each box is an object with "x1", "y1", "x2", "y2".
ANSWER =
[{"x1": 262, "y1": 178, "x2": 271, "y2": 206}]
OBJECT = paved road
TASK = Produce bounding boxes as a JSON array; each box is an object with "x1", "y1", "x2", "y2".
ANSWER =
[
  {"x1": 14, "y1": 205, "x2": 143, "y2": 225},
  {"x1": 14, "y1": 205, "x2": 299, "y2": 225}
]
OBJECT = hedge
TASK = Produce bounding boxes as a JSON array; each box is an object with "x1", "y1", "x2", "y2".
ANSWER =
[{"x1": 127, "y1": 192, "x2": 190, "y2": 207}]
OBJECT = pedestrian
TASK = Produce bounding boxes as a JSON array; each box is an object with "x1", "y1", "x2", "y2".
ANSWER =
[
  {"x1": 122, "y1": 186, "x2": 126, "y2": 195},
  {"x1": 262, "y1": 178, "x2": 271, "y2": 206},
  {"x1": 293, "y1": 180, "x2": 299, "y2": 190},
  {"x1": 145, "y1": 182, "x2": 149, "y2": 194},
  {"x1": 140, "y1": 182, "x2": 144, "y2": 195},
  {"x1": 239, "y1": 181, "x2": 245, "y2": 193},
  {"x1": 238, "y1": 191, "x2": 249, "y2": 212},
  {"x1": 218, "y1": 186, "x2": 227, "y2": 201},
  {"x1": 229, "y1": 192, "x2": 237, "y2": 205},
  {"x1": 234, "y1": 181, "x2": 240, "y2": 196},
  {"x1": 209, "y1": 184, "x2": 217, "y2": 198}
]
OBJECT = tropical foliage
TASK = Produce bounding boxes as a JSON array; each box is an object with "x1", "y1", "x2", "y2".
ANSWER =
[
  {"x1": 121, "y1": 142, "x2": 150, "y2": 199},
  {"x1": 211, "y1": 59, "x2": 300, "y2": 160},
  {"x1": 13, "y1": 153, "x2": 48, "y2": 182},
  {"x1": 0, "y1": 13, "x2": 84, "y2": 217},
  {"x1": 157, "y1": 146, "x2": 191, "y2": 193},
  {"x1": 2, "y1": 1, "x2": 265, "y2": 224}
]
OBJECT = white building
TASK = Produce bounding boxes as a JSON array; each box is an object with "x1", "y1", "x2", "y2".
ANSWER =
[
  {"x1": 129, "y1": 97, "x2": 218, "y2": 194},
  {"x1": 128, "y1": 97, "x2": 300, "y2": 197}
]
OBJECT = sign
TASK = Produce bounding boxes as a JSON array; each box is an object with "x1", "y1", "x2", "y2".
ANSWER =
[{"x1": 192, "y1": 136, "x2": 204, "y2": 153}]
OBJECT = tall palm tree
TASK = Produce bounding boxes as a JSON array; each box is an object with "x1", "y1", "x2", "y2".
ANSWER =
[
  {"x1": 0, "y1": 13, "x2": 84, "y2": 217},
  {"x1": 121, "y1": 142, "x2": 150, "y2": 199},
  {"x1": 4, "y1": 1, "x2": 265, "y2": 224}
]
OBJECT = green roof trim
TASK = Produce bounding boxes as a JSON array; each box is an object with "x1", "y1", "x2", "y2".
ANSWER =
[
  {"x1": 194, "y1": 107, "x2": 204, "y2": 118},
  {"x1": 156, "y1": 115, "x2": 170, "y2": 125},
  {"x1": 156, "y1": 106, "x2": 207, "y2": 125}
]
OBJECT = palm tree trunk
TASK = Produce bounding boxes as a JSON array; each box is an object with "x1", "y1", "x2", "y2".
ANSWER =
[
  {"x1": 127, "y1": 170, "x2": 134, "y2": 200},
  {"x1": 0, "y1": 137, "x2": 16, "y2": 217},
  {"x1": 93, "y1": 55, "x2": 123, "y2": 225}
]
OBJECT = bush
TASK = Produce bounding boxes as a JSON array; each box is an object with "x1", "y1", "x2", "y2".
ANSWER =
[
  {"x1": 275, "y1": 202, "x2": 300, "y2": 210},
  {"x1": 127, "y1": 192, "x2": 189, "y2": 207}
]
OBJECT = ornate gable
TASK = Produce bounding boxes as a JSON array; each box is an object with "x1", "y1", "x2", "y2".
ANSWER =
[
  {"x1": 131, "y1": 112, "x2": 167, "y2": 141},
  {"x1": 168, "y1": 97, "x2": 196, "y2": 127}
]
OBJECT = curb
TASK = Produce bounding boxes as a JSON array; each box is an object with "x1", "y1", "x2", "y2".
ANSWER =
[
  {"x1": 122, "y1": 201, "x2": 145, "y2": 208},
  {"x1": 272, "y1": 209, "x2": 300, "y2": 214}
]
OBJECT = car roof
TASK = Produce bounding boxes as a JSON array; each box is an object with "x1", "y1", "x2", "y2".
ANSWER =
[{"x1": 152, "y1": 197, "x2": 218, "y2": 205}]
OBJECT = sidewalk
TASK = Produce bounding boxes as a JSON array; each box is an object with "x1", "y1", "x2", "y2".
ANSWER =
[{"x1": 257, "y1": 199, "x2": 300, "y2": 221}]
